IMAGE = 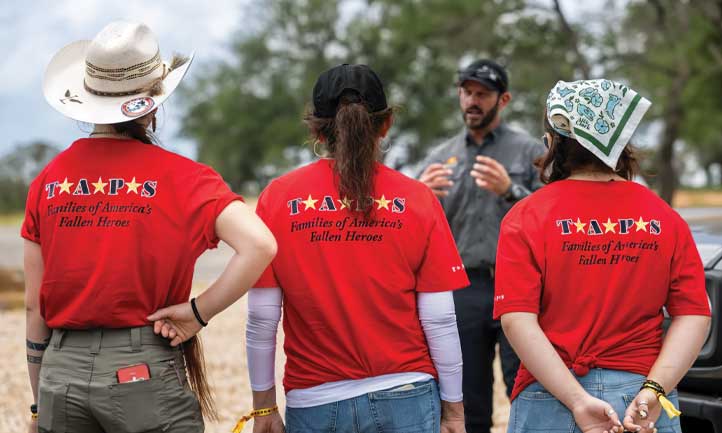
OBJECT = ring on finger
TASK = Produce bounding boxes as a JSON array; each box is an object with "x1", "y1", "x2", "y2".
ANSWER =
[{"x1": 606, "y1": 408, "x2": 615, "y2": 416}]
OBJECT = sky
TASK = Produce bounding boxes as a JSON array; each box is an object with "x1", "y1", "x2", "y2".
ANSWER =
[
  {"x1": 0, "y1": 0, "x2": 609, "y2": 162},
  {"x1": 0, "y1": 0, "x2": 251, "y2": 159}
]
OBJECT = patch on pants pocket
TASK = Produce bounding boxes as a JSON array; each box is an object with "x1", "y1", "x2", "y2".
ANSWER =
[
  {"x1": 38, "y1": 379, "x2": 68, "y2": 433},
  {"x1": 110, "y1": 378, "x2": 166, "y2": 433}
]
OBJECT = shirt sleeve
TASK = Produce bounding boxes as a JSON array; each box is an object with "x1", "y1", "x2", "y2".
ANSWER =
[
  {"x1": 415, "y1": 190, "x2": 469, "y2": 292},
  {"x1": 418, "y1": 291, "x2": 463, "y2": 402},
  {"x1": 252, "y1": 185, "x2": 280, "y2": 288},
  {"x1": 21, "y1": 179, "x2": 42, "y2": 244},
  {"x1": 493, "y1": 204, "x2": 543, "y2": 319},
  {"x1": 187, "y1": 164, "x2": 243, "y2": 250},
  {"x1": 666, "y1": 218, "x2": 711, "y2": 316},
  {"x1": 246, "y1": 287, "x2": 282, "y2": 391}
]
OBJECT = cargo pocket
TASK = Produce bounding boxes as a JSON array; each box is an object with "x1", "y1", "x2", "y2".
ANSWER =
[
  {"x1": 37, "y1": 379, "x2": 68, "y2": 433},
  {"x1": 110, "y1": 378, "x2": 167, "y2": 433},
  {"x1": 157, "y1": 358, "x2": 204, "y2": 432}
]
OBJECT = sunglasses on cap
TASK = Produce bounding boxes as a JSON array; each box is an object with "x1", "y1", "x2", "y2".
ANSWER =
[{"x1": 470, "y1": 66, "x2": 501, "y2": 84}]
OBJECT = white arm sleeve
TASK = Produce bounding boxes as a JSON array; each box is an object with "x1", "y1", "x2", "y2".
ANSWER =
[
  {"x1": 418, "y1": 291, "x2": 464, "y2": 402},
  {"x1": 246, "y1": 287, "x2": 282, "y2": 391}
]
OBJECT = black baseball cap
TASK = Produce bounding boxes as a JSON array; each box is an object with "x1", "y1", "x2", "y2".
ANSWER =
[
  {"x1": 457, "y1": 59, "x2": 509, "y2": 93},
  {"x1": 312, "y1": 64, "x2": 388, "y2": 118}
]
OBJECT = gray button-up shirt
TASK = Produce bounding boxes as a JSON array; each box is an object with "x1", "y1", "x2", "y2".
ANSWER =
[{"x1": 419, "y1": 123, "x2": 545, "y2": 268}]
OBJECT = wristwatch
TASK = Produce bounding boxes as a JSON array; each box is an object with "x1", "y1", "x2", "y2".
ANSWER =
[
  {"x1": 30, "y1": 403, "x2": 38, "y2": 420},
  {"x1": 502, "y1": 183, "x2": 526, "y2": 202}
]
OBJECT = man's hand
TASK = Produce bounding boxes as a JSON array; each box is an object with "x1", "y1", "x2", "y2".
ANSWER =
[
  {"x1": 470, "y1": 155, "x2": 511, "y2": 196},
  {"x1": 420, "y1": 163, "x2": 454, "y2": 197},
  {"x1": 147, "y1": 302, "x2": 203, "y2": 347},
  {"x1": 440, "y1": 400, "x2": 465, "y2": 433},
  {"x1": 252, "y1": 412, "x2": 285, "y2": 433}
]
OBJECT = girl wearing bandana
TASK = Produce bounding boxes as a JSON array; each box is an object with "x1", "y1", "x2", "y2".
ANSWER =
[
  {"x1": 494, "y1": 80, "x2": 711, "y2": 433},
  {"x1": 24, "y1": 21, "x2": 276, "y2": 433},
  {"x1": 243, "y1": 64, "x2": 469, "y2": 433}
]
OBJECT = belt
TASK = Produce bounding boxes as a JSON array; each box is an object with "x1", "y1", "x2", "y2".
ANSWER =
[{"x1": 50, "y1": 326, "x2": 171, "y2": 354}]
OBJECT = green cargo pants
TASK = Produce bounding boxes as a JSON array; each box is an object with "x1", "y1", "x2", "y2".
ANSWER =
[{"x1": 37, "y1": 326, "x2": 204, "y2": 433}]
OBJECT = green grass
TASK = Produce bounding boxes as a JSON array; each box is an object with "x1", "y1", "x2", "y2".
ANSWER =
[{"x1": 0, "y1": 212, "x2": 23, "y2": 226}]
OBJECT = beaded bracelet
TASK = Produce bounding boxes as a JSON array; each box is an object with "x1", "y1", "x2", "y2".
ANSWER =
[{"x1": 640, "y1": 379, "x2": 681, "y2": 419}]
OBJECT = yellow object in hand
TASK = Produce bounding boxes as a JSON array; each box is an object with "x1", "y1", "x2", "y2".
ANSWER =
[
  {"x1": 232, "y1": 406, "x2": 279, "y2": 433},
  {"x1": 657, "y1": 394, "x2": 682, "y2": 419}
]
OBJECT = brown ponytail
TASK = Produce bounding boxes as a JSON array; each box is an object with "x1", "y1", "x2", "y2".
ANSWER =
[
  {"x1": 305, "y1": 91, "x2": 393, "y2": 214},
  {"x1": 182, "y1": 335, "x2": 217, "y2": 421}
]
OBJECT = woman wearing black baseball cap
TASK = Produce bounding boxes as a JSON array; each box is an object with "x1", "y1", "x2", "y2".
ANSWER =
[{"x1": 240, "y1": 64, "x2": 469, "y2": 433}]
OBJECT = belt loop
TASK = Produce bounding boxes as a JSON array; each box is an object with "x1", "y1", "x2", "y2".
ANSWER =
[
  {"x1": 130, "y1": 327, "x2": 142, "y2": 352},
  {"x1": 89, "y1": 329, "x2": 102, "y2": 354},
  {"x1": 52, "y1": 329, "x2": 66, "y2": 350}
]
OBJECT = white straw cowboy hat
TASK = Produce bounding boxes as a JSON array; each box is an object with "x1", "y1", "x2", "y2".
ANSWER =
[{"x1": 43, "y1": 21, "x2": 194, "y2": 125}]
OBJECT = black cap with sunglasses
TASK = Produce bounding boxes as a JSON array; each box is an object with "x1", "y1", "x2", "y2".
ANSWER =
[{"x1": 457, "y1": 59, "x2": 509, "y2": 94}]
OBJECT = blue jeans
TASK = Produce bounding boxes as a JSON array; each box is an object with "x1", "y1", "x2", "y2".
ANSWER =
[
  {"x1": 507, "y1": 369, "x2": 681, "y2": 433},
  {"x1": 285, "y1": 380, "x2": 441, "y2": 433}
]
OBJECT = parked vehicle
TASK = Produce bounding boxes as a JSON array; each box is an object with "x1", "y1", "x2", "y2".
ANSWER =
[{"x1": 679, "y1": 228, "x2": 722, "y2": 432}]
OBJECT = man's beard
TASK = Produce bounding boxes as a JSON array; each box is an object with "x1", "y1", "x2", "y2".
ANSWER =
[{"x1": 463, "y1": 100, "x2": 500, "y2": 130}]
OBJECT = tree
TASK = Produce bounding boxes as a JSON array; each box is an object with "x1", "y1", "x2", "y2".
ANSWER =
[
  {"x1": 606, "y1": 0, "x2": 722, "y2": 202},
  {"x1": 181, "y1": 0, "x2": 598, "y2": 191},
  {"x1": 183, "y1": 0, "x2": 722, "y2": 198},
  {"x1": 0, "y1": 141, "x2": 59, "y2": 212},
  {"x1": 180, "y1": 0, "x2": 341, "y2": 191}
]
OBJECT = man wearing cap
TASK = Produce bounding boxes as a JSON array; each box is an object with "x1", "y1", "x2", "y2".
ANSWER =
[{"x1": 418, "y1": 59, "x2": 545, "y2": 433}]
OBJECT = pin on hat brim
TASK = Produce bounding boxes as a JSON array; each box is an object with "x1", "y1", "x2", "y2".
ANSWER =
[{"x1": 43, "y1": 40, "x2": 194, "y2": 125}]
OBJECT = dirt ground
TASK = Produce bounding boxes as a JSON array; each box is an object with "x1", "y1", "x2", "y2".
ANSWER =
[{"x1": 0, "y1": 227, "x2": 510, "y2": 433}]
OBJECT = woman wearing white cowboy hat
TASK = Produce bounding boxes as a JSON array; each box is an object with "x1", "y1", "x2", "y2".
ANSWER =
[{"x1": 24, "y1": 20, "x2": 277, "y2": 433}]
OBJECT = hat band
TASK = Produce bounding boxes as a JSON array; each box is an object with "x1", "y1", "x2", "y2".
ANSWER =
[
  {"x1": 83, "y1": 80, "x2": 148, "y2": 97},
  {"x1": 85, "y1": 51, "x2": 161, "y2": 83},
  {"x1": 84, "y1": 63, "x2": 168, "y2": 97}
]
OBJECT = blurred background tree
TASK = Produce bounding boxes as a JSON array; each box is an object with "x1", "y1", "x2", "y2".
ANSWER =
[
  {"x1": 604, "y1": 0, "x2": 722, "y2": 202},
  {"x1": 180, "y1": 0, "x2": 601, "y2": 191},
  {"x1": 5, "y1": 0, "x2": 720, "y2": 211},
  {"x1": 0, "y1": 141, "x2": 59, "y2": 212}
]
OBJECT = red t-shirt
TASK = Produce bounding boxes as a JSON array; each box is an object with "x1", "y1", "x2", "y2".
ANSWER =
[
  {"x1": 253, "y1": 159, "x2": 469, "y2": 393},
  {"x1": 493, "y1": 179, "x2": 711, "y2": 400},
  {"x1": 21, "y1": 138, "x2": 241, "y2": 329}
]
